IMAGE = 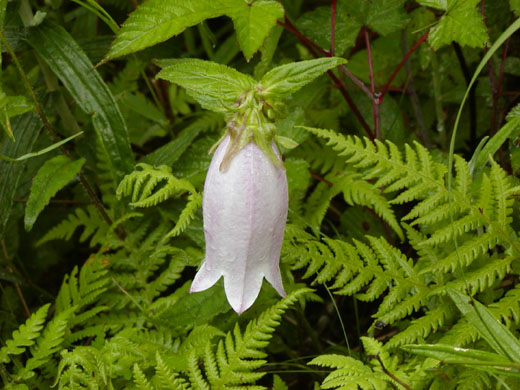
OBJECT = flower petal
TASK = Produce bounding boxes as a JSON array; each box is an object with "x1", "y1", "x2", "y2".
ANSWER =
[{"x1": 191, "y1": 135, "x2": 288, "y2": 314}]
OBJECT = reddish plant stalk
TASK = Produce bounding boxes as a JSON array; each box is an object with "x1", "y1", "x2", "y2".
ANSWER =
[
  {"x1": 330, "y1": 0, "x2": 336, "y2": 56},
  {"x1": 330, "y1": 71, "x2": 375, "y2": 139},
  {"x1": 339, "y1": 64, "x2": 374, "y2": 98},
  {"x1": 377, "y1": 31, "x2": 429, "y2": 104},
  {"x1": 277, "y1": 18, "x2": 374, "y2": 138},
  {"x1": 278, "y1": 18, "x2": 328, "y2": 56},
  {"x1": 364, "y1": 28, "x2": 380, "y2": 138}
]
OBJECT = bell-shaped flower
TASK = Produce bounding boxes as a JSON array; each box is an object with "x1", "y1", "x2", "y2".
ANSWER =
[{"x1": 190, "y1": 135, "x2": 288, "y2": 314}]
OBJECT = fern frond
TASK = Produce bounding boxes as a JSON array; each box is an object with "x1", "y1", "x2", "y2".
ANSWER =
[
  {"x1": 18, "y1": 307, "x2": 74, "y2": 378},
  {"x1": 56, "y1": 346, "x2": 112, "y2": 389},
  {"x1": 386, "y1": 304, "x2": 454, "y2": 349},
  {"x1": 177, "y1": 289, "x2": 311, "y2": 389},
  {"x1": 490, "y1": 283, "x2": 520, "y2": 327},
  {"x1": 0, "y1": 304, "x2": 49, "y2": 363},
  {"x1": 456, "y1": 369, "x2": 492, "y2": 390},
  {"x1": 490, "y1": 159, "x2": 514, "y2": 227},
  {"x1": 309, "y1": 354, "x2": 388, "y2": 390},
  {"x1": 284, "y1": 227, "x2": 428, "y2": 328},
  {"x1": 117, "y1": 163, "x2": 197, "y2": 208},
  {"x1": 37, "y1": 205, "x2": 108, "y2": 247},
  {"x1": 154, "y1": 352, "x2": 190, "y2": 390},
  {"x1": 134, "y1": 363, "x2": 156, "y2": 390},
  {"x1": 272, "y1": 375, "x2": 288, "y2": 390},
  {"x1": 333, "y1": 172, "x2": 403, "y2": 239},
  {"x1": 166, "y1": 192, "x2": 202, "y2": 238},
  {"x1": 421, "y1": 232, "x2": 499, "y2": 274},
  {"x1": 441, "y1": 256, "x2": 514, "y2": 295}
]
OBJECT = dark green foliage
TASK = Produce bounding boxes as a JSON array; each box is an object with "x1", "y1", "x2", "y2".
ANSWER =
[{"x1": 2, "y1": 0, "x2": 520, "y2": 389}]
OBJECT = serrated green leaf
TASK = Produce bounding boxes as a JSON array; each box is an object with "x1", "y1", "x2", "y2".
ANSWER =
[
  {"x1": 101, "y1": 0, "x2": 228, "y2": 63},
  {"x1": 298, "y1": 3, "x2": 361, "y2": 55},
  {"x1": 27, "y1": 21, "x2": 134, "y2": 183},
  {"x1": 24, "y1": 155, "x2": 85, "y2": 231},
  {"x1": 418, "y1": 0, "x2": 447, "y2": 9},
  {"x1": 156, "y1": 58, "x2": 256, "y2": 113},
  {"x1": 259, "y1": 57, "x2": 346, "y2": 98},
  {"x1": 341, "y1": 0, "x2": 409, "y2": 36},
  {"x1": 0, "y1": 304, "x2": 50, "y2": 363},
  {"x1": 227, "y1": 0, "x2": 284, "y2": 61},
  {"x1": 428, "y1": 0, "x2": 489, "y2": 50}
]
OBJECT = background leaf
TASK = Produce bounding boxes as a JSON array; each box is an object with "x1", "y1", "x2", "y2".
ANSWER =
[
  {"x1": 24, "y1": 155, "x2": 85, "y2": 231},
  {"x1": 156, "y1": 58, "x2": 256, "y2": 112},
  {"x1": 259, "y1": 57, "x2": 347, "y2": 98},
  {"x1": 0, "y1": 112, "x2": 41, "y2": 239},
  {"x1": 341, "y1": 0, "x2": 410, "y2": 36},
  {"x1": 227, "y1": 0, "x2": 284, "y2": 61},
  {"x1": 102, "y1": 0, "x2": 227, "y2": 62},
  {"x1": 428, "y1": 0, "x2": 489, "y2": 50},
  {"x1": 27, "y1": 21, "x2": 134, "y2": 183}
]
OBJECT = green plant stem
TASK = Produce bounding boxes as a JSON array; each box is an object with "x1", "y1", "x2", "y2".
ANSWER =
[
  {"x1": 452, "y1": 42, "x2": 477, "y2": 150},
  {"x1": 0, "y1": 32, "x2": 119, "y2": 237},
  {"x1": 325, "y1": 285, "x2": 351, "y2": 356}
]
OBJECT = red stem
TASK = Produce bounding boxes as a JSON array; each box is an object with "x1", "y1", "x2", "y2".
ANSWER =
[
  {"x1": 364, "y1": 28, "x2": 379, "y2": 138},
  {"x1": 330, "y1": 71, "x2": 375, "y2": 139},
  {"x1": 377, "y1": 31, "x2": 429, "y2": 104},
  {"x1": 330, "y1": 0, "x2": 336, "y2": 56},
  {"x1": 277, "y1": 18, "x2": 375, "y2": 139},
  {"x1": 278, "y1": 18, "x2": 328, "y2": 57},
  {"x1": 339, "y1": 64, "x2": 374, "y2": 98}
]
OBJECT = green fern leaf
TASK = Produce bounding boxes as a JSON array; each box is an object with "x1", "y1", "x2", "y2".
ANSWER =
[
  {"x1": 179, "y1": 289, "x2": 312, "y2": 389},
  {"x1": 24, "y1": 155, "x2": 85, "y2": 231},
  {"x1": 309, "y1": 354, "x2": 388, "y2": 390},
  {"x1": 154, "y1": 352, "x2": 190, "y2": 390},
  {"x1": 18, "y1": 307, "x2": 74, "y2": 379},
  {"x1": 134, "y1": 363, "x2": 156, "y2": 390},
  {"x1": 166, "y1": 192, "x2": 202, "y2": 238},
  {"x1": 0, "y1": 304, "x2": 49, "y2": 363},
  {"x1": 272, "y1": 375, "x2": 288, "y2": 390},
  {"x1": 37, "y1": 205, "x2": 108, "y2": 247},
  {"x1": 117, "y1": 163, "x2": 197, "y2": 208}
]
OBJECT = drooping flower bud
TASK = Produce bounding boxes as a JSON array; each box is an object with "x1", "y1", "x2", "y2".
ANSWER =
[{"x1": 190, "y1": 135, "x2": 288, "y2": 314}]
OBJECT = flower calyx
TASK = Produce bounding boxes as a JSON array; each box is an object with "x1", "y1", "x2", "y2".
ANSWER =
[{"x1": 218, "y1": 88, "x2": 284, "y2": 171}]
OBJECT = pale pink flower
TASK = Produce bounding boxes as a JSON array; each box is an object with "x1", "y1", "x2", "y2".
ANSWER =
[{"x1": 190, "y1": 135, "x2": 288, "y2": 314}]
